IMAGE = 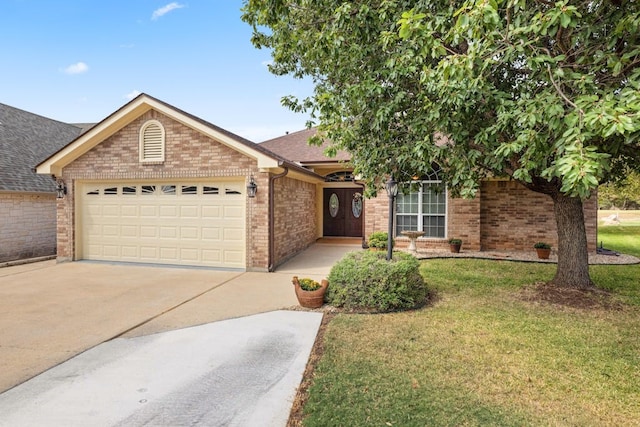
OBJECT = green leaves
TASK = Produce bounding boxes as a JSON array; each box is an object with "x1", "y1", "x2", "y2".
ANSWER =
[{"x1": 242, "y1": 0, "x2": 640, "y2": 201}]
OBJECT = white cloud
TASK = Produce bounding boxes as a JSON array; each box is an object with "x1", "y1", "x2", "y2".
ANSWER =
[
  {"x1": 151, "y1": 2, "x2": 185, "y2": 20},
  {"x1": 62, "y1": 62, "x2": 89, "y2": 75},
  {"x1": 124, "y1": 90, "x2": 141, "y2": 100}
]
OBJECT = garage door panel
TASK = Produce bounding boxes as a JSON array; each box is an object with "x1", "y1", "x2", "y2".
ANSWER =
[
  {"x1": 180, "y1": 205, "x2": 199, "y2": 218},
  {"x1": 202, "y1": 206, "x2": 221, "y2": 218},
  {"x1": 120, "y1": 225, "x2": 138, "y2": 237},
  {"x1": 202, "y1": 249, "x2": 221, "y2": 262},
  {"x1": 140, "y1": 205, "x2": 158, "y2": 218},
  {"x1": 223, "y1": 205, "x2": 243, "y2": 218},
  {"x1": 160, "y1": 226, "x2": 178, "y2": 238},
  {"x1": 80, "y1": 182, "x2": 246, "y2": 268},
  {"x1": 201, "y1": 227, "x2": 220, "y2": 241},
  {"x1": 102, "y1": 225, "x2": 119, "y2": 236},
  {"x1": 140, "y1": 247, "x2": 158, "y2": 259},
  {"x1": 121, "y1": 246, "x2": 139, "y2": 258},
  {"x1": 223, "y1": 228, "x2": 244, "y2": 241},
  {"x1": 180, "y1": 248, "x2": 199, "y2": 262},
  {"x1": 140, "y1": 226, "x2": 157, "y2": 238},
  {"x1": 121, "y1": 205, "x2": 138, "y2": 217},
  {"x1": 180, "y1": 227, "x2": 199, "y2": 239},
  {"x1": 101, "y1": 205, "x2": 120, "y2": 217},
  {"x1": 159, "y1": 206, "x2": 178, "y2": 218},
  {"x1": 159, "y1": 247, "x2": 178, "y2": 261},
  {"x1": 223, "y1": 250, "x2": 244, "y2": 264},
  {"x1": 102, "y1": 246, "x2": 120, "y2": 257}
]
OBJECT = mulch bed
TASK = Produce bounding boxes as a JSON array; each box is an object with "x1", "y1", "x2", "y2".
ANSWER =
[{"x1": 520, "y1": 282, "x2": 625, "y2": 311}]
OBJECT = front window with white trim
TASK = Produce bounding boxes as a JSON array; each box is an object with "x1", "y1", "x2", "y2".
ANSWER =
[
  {"x1": 139, "y1": 120, "x2": 165, "y2": 163},
  {"x1": 395, "y1": 169, "x2": 446, "y2": 238}
]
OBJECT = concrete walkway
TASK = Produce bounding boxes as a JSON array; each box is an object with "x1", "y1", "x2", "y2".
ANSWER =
[{"x1": 0, "y1": 243, "x2": 361, "y2": 426}]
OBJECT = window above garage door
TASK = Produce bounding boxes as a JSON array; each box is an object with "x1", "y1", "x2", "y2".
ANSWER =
[{"x1": 83, "y1": 183, "x2": 245, "y2": 197}]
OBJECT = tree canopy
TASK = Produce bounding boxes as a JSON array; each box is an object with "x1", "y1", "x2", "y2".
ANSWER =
[{"x1": 242, "y1": 0, "x2": 640, "y2": 288}]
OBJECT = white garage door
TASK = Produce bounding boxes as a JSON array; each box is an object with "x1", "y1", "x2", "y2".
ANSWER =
[{"x1": 79, "y1": 182, "x2": 246, "y2": 269}]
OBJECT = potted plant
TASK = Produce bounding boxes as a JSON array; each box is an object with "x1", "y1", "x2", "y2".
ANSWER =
[
  {"x1": 367, "y1": 231, "x2": 392, "y2": 251},
  {"x1": 449, "y1": 238, "x2": 462, "y2": 253},
  {"x1": 292, "y1": 276, "x2": 329, "y2": 308},
  {"x1": 534, "y1": 242, "x2": 551, "y2": 259}
]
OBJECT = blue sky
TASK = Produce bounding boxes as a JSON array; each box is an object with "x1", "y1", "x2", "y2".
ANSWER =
[{"x1": 1, "y1": 1, "x2": 314, "y2": 141}]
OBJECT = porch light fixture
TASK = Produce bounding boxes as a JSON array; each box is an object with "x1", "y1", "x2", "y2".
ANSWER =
[
  {"x1": 247, "y1": 175, "x2": 258, "y2": 198},
  {"x1": 384, "y1": 176, "x2": 398, "y2": 261},
  {"x1": 55, "y1": 179, "x2": 67, "y2": 199}
]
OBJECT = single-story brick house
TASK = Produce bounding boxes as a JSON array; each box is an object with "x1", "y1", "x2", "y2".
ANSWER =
[
  {"x1": 0, "y1": 103, "x2": 83, "y2": 264},
  {"x1": 36, "y1": 94, "x2": 597, "y2": 271}
]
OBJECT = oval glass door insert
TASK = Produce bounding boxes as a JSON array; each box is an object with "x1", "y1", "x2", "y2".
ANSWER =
[
  {"x1": 352, "y1": 195, "x2": 363, "y2": 218},
  {"x1": 329, "y1": 193, "x2": 339, "y2": 217}
]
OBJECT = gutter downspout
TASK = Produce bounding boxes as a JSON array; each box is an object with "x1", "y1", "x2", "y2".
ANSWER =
[{"x1": 268, "y1": 165, "x2": 289, "y2": 272}]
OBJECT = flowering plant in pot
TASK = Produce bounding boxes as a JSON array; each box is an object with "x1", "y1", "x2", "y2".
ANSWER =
[
  {"x1": 449, "y1": 238, "x2": 462, "y2": 253},
  {"x1": 292, "y1": 276, "x2": 329, "y2": 308},
  {"x1": 534, "y1": 242, "x2": 551, "y2": 259}
]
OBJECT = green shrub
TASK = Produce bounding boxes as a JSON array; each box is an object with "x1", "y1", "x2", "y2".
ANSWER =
[
  {"x1": 367, "y1": 231, "x2": 393, "y2": 249},
  {"x1": 326, "y1": 250, "x2": 428, "y2": 312}
]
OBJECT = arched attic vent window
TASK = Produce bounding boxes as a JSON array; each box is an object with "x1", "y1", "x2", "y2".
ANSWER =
[{"x1": 139, "y1": 120, "x2": 165, "y2": 163}]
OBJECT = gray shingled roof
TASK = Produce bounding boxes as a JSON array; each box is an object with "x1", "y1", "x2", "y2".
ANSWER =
[
  {"x1": 260, "y1": 128, "x2": 351, "y2": 163},
  {"x1": 0, "y1": 103, "x2": 83, "y2": 192}
]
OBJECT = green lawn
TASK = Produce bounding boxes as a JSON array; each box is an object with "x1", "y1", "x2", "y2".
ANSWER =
[{"x1": 300, "y1": 229, "x2": 640, "y2": 426}]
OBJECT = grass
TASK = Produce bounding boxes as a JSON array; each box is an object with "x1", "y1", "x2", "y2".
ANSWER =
[
  {"x1": 300, "y1": 221, "x2": 640, "y2": 426},
  {"x1": 598, "y1": 210, "x2": 640, "y2": 257}
]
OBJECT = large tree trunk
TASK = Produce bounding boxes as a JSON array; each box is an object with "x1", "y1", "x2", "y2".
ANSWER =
[{"x1": 550, "y1": 192, "x2": 595, "y2": 289}]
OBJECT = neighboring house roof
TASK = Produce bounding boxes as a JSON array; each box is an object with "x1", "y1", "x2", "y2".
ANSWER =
[
  {"x1": 0, "y1": 103, "x2": 83, "y2": 193},
  {"x1": 260, "y1": 128, "x2": 351, "y2": 164},
  {"x1": 36, "y1": 93, "x2": 323, "y2": 183}
]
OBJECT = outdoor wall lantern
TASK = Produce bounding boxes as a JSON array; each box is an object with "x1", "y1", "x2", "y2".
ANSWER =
[
  {"x1": 384, "y1": 176, "x2": 398, "y2": 261},
  {"x1": 247, "y1": 175, "x2": 258, "y2": 198},
  {"x1": 55, "y1": 178, "x2": 67, "y2": 199}
]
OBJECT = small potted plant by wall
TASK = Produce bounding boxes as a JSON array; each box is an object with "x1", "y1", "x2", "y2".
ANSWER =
[
  {"x1": 292, "y1": 276, "x2": 329, "y2": 308},
  {"x1": 367, "y1": 231, "x2": 392, "y2": 251},
  {"x1": 449, "y1": 238, "x2": 462, "y2": 253},
  {"x1": 534, "y1": 242, "x2": 551, "y2": 259}
]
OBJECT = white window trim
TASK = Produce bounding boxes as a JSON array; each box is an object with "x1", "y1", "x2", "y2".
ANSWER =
[
  {"x1": 139, "y1": 120, "x2": 165, "y2": 163},
  {"x1": 395, "y1": 180, "x2": 448, "y2": 238}
]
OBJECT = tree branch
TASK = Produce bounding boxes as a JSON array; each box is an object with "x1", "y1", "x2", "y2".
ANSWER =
[{"x1": 547, "y1": 65, "x2": 584, "y2": 120}]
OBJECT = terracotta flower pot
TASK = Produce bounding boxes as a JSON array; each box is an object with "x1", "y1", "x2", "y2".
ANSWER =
[
  {"x1": 449, "y1": 243, "x2": 461, "y2": 253},
  {"x1": 536, "y1": 248, "x2": 551, "y2": 259},
  {"x1": 292, "y1": 276, "x2": 329, "y2": 308}
]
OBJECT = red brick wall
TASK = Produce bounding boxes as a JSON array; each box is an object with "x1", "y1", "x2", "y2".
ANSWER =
[
  {"x1": 480, "y1": 180, "x2": 597, "y2": 252},
  {"x1": 363, "y1": 192, "x2": 388, "y2": 238},
  {"x1": 272, "y1": 176, "x2": 317, "y2": 267},
  {"x1": 60, "y1": 110, "x2": 271, "y2": 269},
  {"x1": 363, "y1": 180, "x2": 597, "y2": 253}
]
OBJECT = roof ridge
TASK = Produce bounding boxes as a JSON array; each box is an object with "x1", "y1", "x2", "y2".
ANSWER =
[{"x1": 0, "y1": 102, "x2": 83, "y2": 130}]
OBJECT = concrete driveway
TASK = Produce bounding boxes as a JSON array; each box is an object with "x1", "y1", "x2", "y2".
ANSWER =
[{"x1": 0, "y1": 243, "x2": 359, "y2": 425}]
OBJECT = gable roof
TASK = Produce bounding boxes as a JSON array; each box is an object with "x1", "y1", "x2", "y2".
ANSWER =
[
  {"x1": 36, "y1": 93, "x2": 322, "y2": 182},
  {"x1": 260, "y1": 128, "x2": 351, "y2": 164},
  {"x1": 0, "y1": 103, "x2": 83, "y2": 193}
]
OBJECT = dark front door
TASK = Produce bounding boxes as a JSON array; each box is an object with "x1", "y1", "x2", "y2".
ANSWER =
[{"x1": 323, "y1": 188, "x2": 363, "y2": 237}]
